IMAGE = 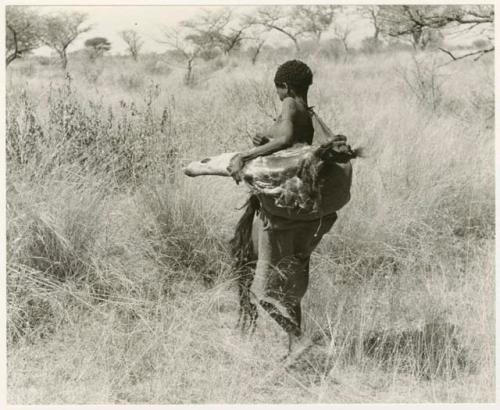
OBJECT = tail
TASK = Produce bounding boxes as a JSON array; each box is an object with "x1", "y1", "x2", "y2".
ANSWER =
[
  {"x1": 229, "y1": 195, "x2": 260, "y2": 266},
  {"x1": 230, "y1": 195, "x2": 260, "y2": 334}
]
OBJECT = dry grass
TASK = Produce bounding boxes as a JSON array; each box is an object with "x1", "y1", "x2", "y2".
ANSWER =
[{"x1": 6, "y1": 50, "x2": 495, "y2": 403}]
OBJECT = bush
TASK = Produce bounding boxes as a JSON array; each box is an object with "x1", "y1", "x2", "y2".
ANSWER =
[
  {"x1": 6, "y1": 76, "x2": 179, "y2": 185},
  {"x1": 396, "y1": 54, "x2": 443, "y2": 111},
  {"x1": 143, "y1": 58, "x2": 173, "y2": 76},
  {"x1": 360, "y1": 38, "x2": 383, "y2": 55}
]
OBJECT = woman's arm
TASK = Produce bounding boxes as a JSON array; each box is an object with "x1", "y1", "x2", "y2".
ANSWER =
[
  {"x1": 241, "y1": 98, "x2": 296, "y2": 161},
  {"x1": 228, "y1": 98, "x2": 297, "y2": 182}
]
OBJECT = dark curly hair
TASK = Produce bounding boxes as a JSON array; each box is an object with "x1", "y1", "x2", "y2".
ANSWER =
[{"x1": 274, "y1": 60, "x2": 313, "y2": 93}]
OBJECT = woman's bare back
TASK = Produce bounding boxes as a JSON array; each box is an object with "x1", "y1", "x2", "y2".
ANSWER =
[{"x1": 266, "y1": 98, "x2": 314, "y2": 145}]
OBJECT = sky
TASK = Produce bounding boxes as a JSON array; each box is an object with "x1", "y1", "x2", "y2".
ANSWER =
[
  {"x1": 31, "y1": 5, "x2": 370, "y2": 56},
  {"x1": 28, "y1": 4, "x2": 487, "y2": 57}
]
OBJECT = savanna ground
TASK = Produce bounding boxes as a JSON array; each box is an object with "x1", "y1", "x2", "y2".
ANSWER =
[{"x1": 5, "y1": 48, "x2": 495, "y2": 403}]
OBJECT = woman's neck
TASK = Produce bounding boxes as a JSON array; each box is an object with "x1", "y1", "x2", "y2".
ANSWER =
[{"x1": 292, "y1": 93, "x2": 308, "y2": 107}]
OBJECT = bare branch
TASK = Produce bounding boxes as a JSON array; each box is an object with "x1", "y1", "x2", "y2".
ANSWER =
[
  {"x1": 120, "y1": 29, "x2": 143, "y2": 61},
  {"x1": 438, "y1": 46, "x2": 494, "y2": 65}
]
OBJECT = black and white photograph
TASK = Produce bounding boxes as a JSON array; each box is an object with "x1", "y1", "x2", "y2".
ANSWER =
[{"x1": 3, "y1": 2, "x2": 496, "y2": 405}]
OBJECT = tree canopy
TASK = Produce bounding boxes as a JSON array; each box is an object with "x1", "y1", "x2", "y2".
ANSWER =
[
  {"x1": 40, "y1": 12, "x2": 90, "y2": 69},
  {"x1": 84, "y1": 37, "x2": 111, "y2": 61},
  {"x1": 6, "y1": 6, "x2": 42, "y2": 66}
]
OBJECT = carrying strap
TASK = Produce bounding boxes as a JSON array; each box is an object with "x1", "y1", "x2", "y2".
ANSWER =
[
  {"x1": 309, "y1": 107, "x2": 356, "y2": 160},
  {"x1": 309, "y1": 107, "x2": 336, "y2": 144}
]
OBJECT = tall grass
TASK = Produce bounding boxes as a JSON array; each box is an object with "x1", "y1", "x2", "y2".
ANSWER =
[{"x1": 6, "y1": 50, "x2": 495, "y2": 403}]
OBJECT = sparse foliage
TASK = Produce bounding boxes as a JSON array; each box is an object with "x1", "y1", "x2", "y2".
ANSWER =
[
  {"x1": 182, "y1": 9, "x2": 250, "y2": 57},
  {"x1": 359, "y1": 5, "x2": 382, "y2": 41},
  {"x1": 333, "y1": 22, "x2": 352, "y2": 60},
  {"x1": 397, "y1": 55, "x2": 443, "y2": 111},
  {"x1": 6, "y1": 6, "x2": 41, "y2": 66},
  {"x1": 245, "y1": 6, "x2": 305, "y2": 52},
  {"x1": 378, "y1": 5, "x2": 494, "y2": 51},
  {"x1": 158, "y1": 28, "x2": 200, "y2": 85},
  {"x1": 378, "y1": 5, "x2": 438, "y2": 49},
  {"x1": 291, "y1": 5, "x2": 338, "y2": 42},
  {"x1": 120, "y1": 29, "x2": 143, "y2": 61},
  {"x1": 40, "y1": 12, "x2": 91, "y2": 69}
]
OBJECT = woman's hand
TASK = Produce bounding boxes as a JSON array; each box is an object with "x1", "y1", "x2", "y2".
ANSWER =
[
  {"x1": 252, "y1": 133, "x2": 269, "y2": 147},
  {"x1": 227, "y1": 153, "x2": 245, "y2": 184}
]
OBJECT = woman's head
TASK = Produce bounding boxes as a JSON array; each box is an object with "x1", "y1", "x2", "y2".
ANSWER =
[{"x1": 274, "y1": 60, "x2": 313, "y2": 100}]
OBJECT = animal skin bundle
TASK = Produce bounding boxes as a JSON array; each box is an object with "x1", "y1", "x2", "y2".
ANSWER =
[
  {"x1": 184, "y1": 140, "x2": 357, "y2": 219},
  {"x1": 242, "y1": 139, "x2": 357, "y2": 215},
  {"x1": 184, "y1": 110, "x2": 360, "y2": 219}
]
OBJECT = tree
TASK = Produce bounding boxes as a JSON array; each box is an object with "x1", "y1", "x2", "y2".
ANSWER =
[
  {"x1": 333, "y1": 22, "x2": 352, "y2": 60},
  {"x1": 378, "y1": 5, "x2": 434, "y2": 49},
  {"x1": 119, "y1": 29, "x2": 143, "y2": 61},
  {"x1": 84, "y1": 37, "x2": 111, "y2": 61},
  {"x1": 40, "y1": 12, "x2": 91, "y2": 69},
  {"x1": 245, "y1": 6, "x2": 305, "y2": 52},
  {"x1": 181, "y1": 9, "x2": 250, "y2": 56},
  {"x1": 249, "y1": 39, "x2": 266, "y2": 65},
  {"x1": 378, "y1": 5, "x2": 494, "y2": 51},
  {"x1": 435, "y1": 5, "x2": 494, "y2": 61},
  {"x1": 158, "y1": 28, "x2": 200, "y2": 85},
  {"x1": 291, "y1": 5, "x2": 338, "y2": 42},
  {"x1": 359, "y1": 5, "x2": 382, "y2": 41},
  {"x1": 6, "y1": 6, "x2": 41, "y2": 66}
]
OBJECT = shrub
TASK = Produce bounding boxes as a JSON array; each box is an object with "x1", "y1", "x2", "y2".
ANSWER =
[
  {"x1": 117, "y1": 71, "x2": 145, "y2": 91},
  {"x1": 396, "y1": 54, "x2": 443, "y2": 111}
]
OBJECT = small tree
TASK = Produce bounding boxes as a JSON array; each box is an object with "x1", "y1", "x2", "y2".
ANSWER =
[
  {"x1": 6, "y1": 6, "x2": 41, "y2": 66},
  {"x1": 359, "y1": 5, "x2": 382, "y2": 41},
  {"x1": 333, "y1": 22, "x2": 351, "y2": 60},
  {"x1": 84, "y1": 37, "x2": 111, "y2": 62},
  {"x1": 158, "y1": 28, "x2": 200, "y2": 85},
  {"x1": 41, "y1": 12, "x2": 90, "y2": 69},
  {"x1": 181, "y1": 9, "x2": 250, "y2": 57},
  {"x1": 119, "y1": 29, "x2": 143, "y2": 61},
  {"x1": 249, "y1": 39, "x2": 266, "y2": 65}
]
